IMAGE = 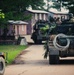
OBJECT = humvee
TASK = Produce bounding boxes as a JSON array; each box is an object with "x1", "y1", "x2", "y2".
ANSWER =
[{"x1": 31, "y1": 20, "x2": 50, "y2": 44}]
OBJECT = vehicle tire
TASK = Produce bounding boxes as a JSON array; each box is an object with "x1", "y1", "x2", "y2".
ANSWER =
[
  {"x1": 49, "y1": 55, "x2": 59, "y2": 64},
  {"x1": 32, "y1": 33, "x2": 38, "y2": 44},
  {"x1": 34, "y1": 40, "x2": 38, "y2": 44},
  {"x1": 34, "y1": 40, "x2": 42, "y2": 44},
  {"x1": 37, "y1": 40, "x2": 42, "y2": 44},
  {"x1": 0, "y1": 57, "x2": 5, "y2": 75}
]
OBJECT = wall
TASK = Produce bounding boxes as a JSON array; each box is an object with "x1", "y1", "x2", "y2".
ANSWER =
[{"x1": 14, "y1": 25, "x2": 26, "y2": 36}]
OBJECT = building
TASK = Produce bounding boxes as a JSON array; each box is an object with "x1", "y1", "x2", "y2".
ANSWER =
[
  {"x1": 0, "y1": 20, "x2": 28, "y2": 40},
  {"x1": 24, "y1": 9, "x2": 48, "y2": 34},
  {"x1": 49, "y1": 11, "x2": 69, "y2": 21}
]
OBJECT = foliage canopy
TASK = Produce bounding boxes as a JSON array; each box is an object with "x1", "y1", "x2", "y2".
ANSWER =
[{"x1": 0, "y1": 0, "x2": 45, "y2": 12}]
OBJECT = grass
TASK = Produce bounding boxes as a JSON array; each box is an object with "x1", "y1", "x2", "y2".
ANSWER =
[{"x1": 0, "y1": 45, "x2": 27, "y2": 64}]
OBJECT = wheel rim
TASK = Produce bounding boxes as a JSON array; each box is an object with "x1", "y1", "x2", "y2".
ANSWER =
[{"x1": 0, "y1": 62, "x2": 3, "y2": 71}]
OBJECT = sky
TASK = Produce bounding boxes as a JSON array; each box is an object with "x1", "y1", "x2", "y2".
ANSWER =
[{"x1": 44, "y1": 0, "x2": 69, "y2": 13}]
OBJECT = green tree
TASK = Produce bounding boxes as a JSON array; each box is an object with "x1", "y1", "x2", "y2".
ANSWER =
[
  {"x1": 0, "y1": 10, "x2": 6, "y2": 28},
  {"x1": 59, "y1": 0, "x2": 74, "y2": 14},
  {"x1": 45, "y1": 0, "x2": 62, "y2": 11},
  {"x1": 0, "y1": 0, "x2": 45, "y2": 12},
  {"x1": 0, "y1": 0, "x2": 45, "y2": 27},
  {"x1": 50, "y1": 0, "x2": 74, "y2": 14},
  {"x1": 0, "y1": 0, "x2": 45, "y2": 23}
]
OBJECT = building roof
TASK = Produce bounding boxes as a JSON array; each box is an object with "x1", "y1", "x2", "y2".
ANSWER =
[
  {"x1": 8, "y1": 20, "x2": 28, "y2": 25},
  {"x1": 27, "y1": 9, "x2": 48, "y2": 14},
  {"x1": 49, "y1": 8, "x2": 69, "y2": 15},
  {"x1": 49, "y1": 11, "x2": 68, "y2": 15},
  {"x1": 27, "y1": 9, "x2": 68, "y2": 15}
]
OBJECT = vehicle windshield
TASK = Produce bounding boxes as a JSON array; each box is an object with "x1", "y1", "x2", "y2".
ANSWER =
[{"x1": 38, "y1": 24, "x2": 46, "y2": 28}]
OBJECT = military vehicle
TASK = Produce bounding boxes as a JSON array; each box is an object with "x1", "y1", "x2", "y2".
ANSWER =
[
  {"x1": 0, "y1": 52, "x2": 6, "y2": 75},
  {"x1": 31, "y1": 20, "x2": 50, "y2": 44},
  {"x1": 0, "y1": 10, "x2": 6, "y2": 75},
  {"x1": 44, "y1": 13, "x2": 74, "y2": 64}
]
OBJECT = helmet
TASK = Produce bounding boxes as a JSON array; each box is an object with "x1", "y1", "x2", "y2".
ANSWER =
[{"x1": 69, "y1": 13, "x2": 73, "y2": 18}]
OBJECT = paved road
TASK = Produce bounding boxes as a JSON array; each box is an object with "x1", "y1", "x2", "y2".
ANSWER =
[{"x1": 5, "y1": 35, "x2": 74, "y2": 75}]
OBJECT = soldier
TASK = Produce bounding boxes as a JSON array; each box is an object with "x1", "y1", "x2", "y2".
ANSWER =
[
  {"x1": 68, "y1": 13, "x2": 73, "y2": 19},
  {"x1": 68, "y1": 13, "x2": 74, "y2": 22},
  {"x1": 56, "y1": 17, "x2": 62, "y2": 25}
]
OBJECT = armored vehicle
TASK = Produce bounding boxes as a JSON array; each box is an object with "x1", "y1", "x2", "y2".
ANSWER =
[
  {"x1": 44, "y1": 15, "x2": 74, "y2": 64},
  {"x1": 31, "y1": 20, "x2": 50, "y2": 44}
]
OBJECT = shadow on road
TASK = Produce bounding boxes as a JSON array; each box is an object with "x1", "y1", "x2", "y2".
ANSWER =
[
  {"x1": 23, "y1": 59, "x2": 74, "y2": 66},
  {"x1": 24, "y1": 60, "x2": 49, "y2": 66},
  {"x1": 28, "y1": 42, "x2": 45, "y2": 45},
  {"x1": 60, "y1": 59, "x2": 74, "y2": 65}
]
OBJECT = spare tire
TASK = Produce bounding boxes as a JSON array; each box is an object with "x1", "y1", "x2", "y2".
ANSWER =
[
  {"x1": 0, "y1": 57, "x2": 5, "y2": 75},
  {"x1": 53, "y1": 33, "x2": 70, "y2": 51}
]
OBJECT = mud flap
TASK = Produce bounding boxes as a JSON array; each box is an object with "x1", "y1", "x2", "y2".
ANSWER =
[{"x1": 49, "y1": 49, "x2": 59, "y2": 64}]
